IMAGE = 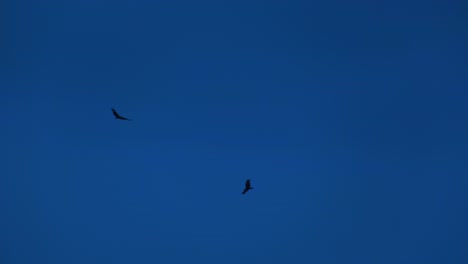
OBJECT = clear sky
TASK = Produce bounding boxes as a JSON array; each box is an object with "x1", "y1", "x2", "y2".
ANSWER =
[{"x1": 2, "y1": 1, "x2": 467, "y2": 263}]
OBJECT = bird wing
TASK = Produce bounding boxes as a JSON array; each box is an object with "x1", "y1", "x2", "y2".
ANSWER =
[
  {"x1": 112, "y1": 108, "x2": 131, "y2": 120},
  {"x1": 242, "y1": 179, "x2": 252, "y2": 194},
  {"x1": 112, "y1": 108, "x2": 120, "y2": 117}
]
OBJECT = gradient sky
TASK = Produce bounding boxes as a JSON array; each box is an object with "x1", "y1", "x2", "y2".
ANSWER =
[{"x1": 2, "y1": 1, "x2": 468, "y2": 263}]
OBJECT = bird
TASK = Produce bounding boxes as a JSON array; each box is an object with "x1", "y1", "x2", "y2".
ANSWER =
[
  {"x1": 242, "y1": 179, "x2": 253, "y2": 194},
  {"x1": 111, "y1": 108, "x2": 131, "y2": 121}
]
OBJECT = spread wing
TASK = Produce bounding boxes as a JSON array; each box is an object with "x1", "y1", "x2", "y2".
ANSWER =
[
  {"x1": 242, "y1": 179, "x2": 252, "y2": 194},
  {"x1": 112, "y1": 108, "x2": 120, "y2": 118},
  {"x1": 111, "y1": 108, "x2": 130, "y2": 120}
]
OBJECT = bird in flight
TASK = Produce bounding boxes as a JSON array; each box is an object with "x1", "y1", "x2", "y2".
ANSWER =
[
  {"x1": 111, "y1": 108, "x2": 131, "y2": 121},
  {"x1": 242, "y1": 179, "x2": 253, "y2": 194}
]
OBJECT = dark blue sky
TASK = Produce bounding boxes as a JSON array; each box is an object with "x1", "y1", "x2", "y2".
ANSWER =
[{"x1": 2, "y1": 1, "x2": 467, "y2": 263}]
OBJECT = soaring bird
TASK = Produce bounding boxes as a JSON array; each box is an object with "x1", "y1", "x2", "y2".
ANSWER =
[
  {"x1": 111, "y1": 108, "x2": 131, "y2": 121},
  {"x1": 242, "y1": 179, "x2": 253, "y2": 194}
]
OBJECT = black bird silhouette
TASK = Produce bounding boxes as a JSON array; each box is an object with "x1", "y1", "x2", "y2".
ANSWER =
[
  {"x1": 111, "y1": 108, "x2": 131, "y2": 121},
  {"x1": 242, "y1": 179, "x2": 253, "y2": 194}
]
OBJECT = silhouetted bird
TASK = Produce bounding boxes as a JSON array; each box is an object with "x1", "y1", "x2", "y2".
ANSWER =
[
  {"x1": 111, "y1": 108, "x2": 131, "y2": 121},
  {"x1": 242, "y1": 179, "x2": 253, "y2": 194}
]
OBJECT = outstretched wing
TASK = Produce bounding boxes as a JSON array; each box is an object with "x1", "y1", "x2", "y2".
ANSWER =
[
  {"x1": 112, "y1": 108, "x2": 120, "y2": 118},
  {"x1": 245, "y1": 179, "x2": 251, "y2": 189},
  {"x1": 242, "y1": 179, "x2": 252, "y2": 194},
  {"x1": 111, "y1": 108, "x2": 131, "y2": 120}
]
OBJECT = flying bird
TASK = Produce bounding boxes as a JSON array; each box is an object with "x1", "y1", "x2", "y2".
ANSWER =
[
  {"x1": 111, "y1": 108, "x2": 131, "y2": 121},
  {"x1": 242, "y1": 179, "x2": 253, "y2": 194}
]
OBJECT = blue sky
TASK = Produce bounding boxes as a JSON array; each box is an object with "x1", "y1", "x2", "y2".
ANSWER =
[{"x1": 1, "y1": 0, "x2": 467, "y2": 263}]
